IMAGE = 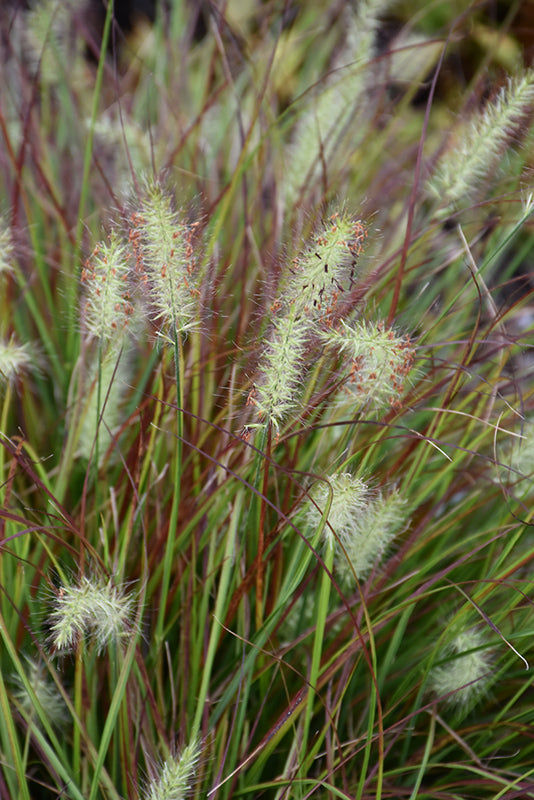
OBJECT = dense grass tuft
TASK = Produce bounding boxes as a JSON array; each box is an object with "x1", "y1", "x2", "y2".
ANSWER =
[{"x1": 1, "y1": 1, "x2": 533, "y2": 798}]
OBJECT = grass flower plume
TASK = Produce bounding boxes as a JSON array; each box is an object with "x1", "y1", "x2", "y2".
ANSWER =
[
  {"x1": 307, "y1": 474, "x2": 406, "y2": 579},
  {"x1": 144, "y1": 739, "x2": 201, "y2": 800},
  {"x1": 307, "y1": 473, "x2": 368, "y2": 550},
  {"x1": 429, "y1": 627, "x2": 493, "y2": 711},
  {"x1": 509, "y1": 418, "x2": 534, "y2": 499},
  {"x1": 12, "y1": 657, "x2": 66, "y2": 730},
  {"x1": 48, "y1": 575, "x2": 135, "y2": 655},
  {"x1": 284, "y1": 0, "x2": 394, "y2": 205},
  {"x1": 428, "y1": 70, "x2": 534, "y2": 211},
  {"x1": 0, "y1": 3, "x2": 532, "y2": 797},
  {"x1": 248, "y1": 308, "x2": 311, "y2": 431},
  {"x1": 288, "y1": 212, "x2": 367, "y2": 322},
  {"x1": 0, "y1": 339, "x2": 32, "y2": 384},
  {"x1": 322, "y1": 320, "x2": 415, "y2": 410},
  {"x1": 0, "y1": 219, "x2": 13, "y2": 276},
  {"x1": 24, "y1": 0, "x2": 86, "y2": 85},
  {"x1": 81, "y1": 232, "x2": 133, "y2": 343},
  {"x1": 131, "y1": 182, "x2": 202, "y2": 336},
  {"x1": 249, "y1": 211, "x2": 368, "y2": 431},
  {"x1": 338, "y1": 488, "x2": 406, "y2": 581}
]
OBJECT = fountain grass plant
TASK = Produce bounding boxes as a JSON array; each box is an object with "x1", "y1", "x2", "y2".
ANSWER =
[{"x1": 1, "y1": 0, "x2": 534, "y2": 798}]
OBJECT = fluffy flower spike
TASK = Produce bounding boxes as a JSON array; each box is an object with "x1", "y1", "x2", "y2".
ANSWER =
[
  {"x1": 144, "y1": 739, "x2": 201, "y2": 800},
  {"x1": 249, "y1": 210, "x2": 368, "y2": 432},
  {"x1": 321, "y1": 319, "x2": 415, "y2": 411},
  {"x1": 48, "y1": 574, "x2": 135, "y2": 655},
  {"x1": 248, "y1": 307, "x2": 311, "y2": 432},
  {"x1": 509, "y1": 417, "x2": 534, "y2": 499},
  {"x1": 0, "y1": 219, "x2": 14, "y2": 276},
  {"x1": 11, "y1": 656, "x2": 67, "y2": 730},
  {"x1": 24, "y1": 0, "x2": 87, "y2": 85},
  {"x1": 288, "y1": 212, "x2": 367, "y2": 323},
  {"x1": 307, "y1": 473, "x2": 368, "y2": 551},
  {"x1": 81, "y1": 232, "x2": 133, "y2": 342},
  {"x1": 429, "y1": 627, "x2": 493, "y2": 710},
  {"x1": 307, "y1": 473, "x2": 406, "y2": 579},
  {"x1": 429, "y1": 70, "x2": 534, "y2": 212},
  {"x1": 130, "y1": 182, "x2": 202, "y2": 336},
  {"x1": 0, "y1": 339, "x2": 32, "y2": 385},
  {"x1": 284, "y1": 0, "x2": 395, "y2": 205}
]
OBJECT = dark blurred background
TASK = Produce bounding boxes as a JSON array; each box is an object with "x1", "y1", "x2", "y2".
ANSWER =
[
  {"x1": 2, "y1": 1, "x2": 534, "y2": 77},
  {"x1": 3, "y1": 1, "x2": 534, "y2": 65}
]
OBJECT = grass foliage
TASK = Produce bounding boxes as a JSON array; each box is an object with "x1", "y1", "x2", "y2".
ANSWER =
[{"x1": 1, "y1": 0, "x2": 534, "y2": 797}]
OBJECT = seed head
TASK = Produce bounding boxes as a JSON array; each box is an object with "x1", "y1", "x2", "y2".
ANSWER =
[
  {"x1": 11, "y1": 656, "x2": 66, "y2": 730},
  {"x1": 307, "y1": 473, "x2": 368, "y2": 550},
  {"x1": 0, "y1": 219, "x2": 14, "y2": 276},
  {"x1": 509, "y1": 417, "x2": 534, "y2": 499},
  {"x1": 82, "y1": 232, "x2": 133, "y2": 342},
  {"x1": 143, "y1": 739, "x2": 201, "y2": 800},
  {"x1": 287, "y1": 213, "x2": 366, "y2": 323},
  {"x1": 0, "y1": 339, "x2": 32, "y2": 384},
  {"x1": 307, "y1": 474, "x2": 406, "y2": 579},
  {"x1": 284, "y1": 1, "x2": 394, "y2": 205},
  {"x1": 429, "y1": 627, "x2": 493, "y2": 710},
  {"x1": 428, "y1": 71, "x2": 534, "y2": 212},
  {"x1": 48, "y1": 574, "x2": 135, "y2": 655},
  {"x1": 130, "y1": 182, "x2": 202, "y2": 336},
  {"x1": 337, "y1": 488, "x2": 406, "y2": 580},
  {"x1": 321, "y1": 319, "x2": 415, "y2": 411},
  {"x1": 249, "y1": 307, "x2": 312, "y2": 431},
  {"x1": 24, "y1": 0, "x2": 86, "y2": 85}
]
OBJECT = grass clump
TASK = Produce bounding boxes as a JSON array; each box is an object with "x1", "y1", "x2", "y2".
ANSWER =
[{"x1": 0, "y1": 1, "x2": 534, "y2": 799}]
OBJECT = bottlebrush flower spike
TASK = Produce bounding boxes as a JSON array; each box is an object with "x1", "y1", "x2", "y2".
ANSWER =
[
  {"x1": 48, "y1": 574, "x2": 135, "y2": 655},
  {"x1": 130, "y1": 181, "x2": 202, "y2": 335},
  {"x1": 24, "y1": 0, "x2": 87, "y2": 85},
  {"x1": 81, "y1": 232, "x2": 133, "y2": 342},
  {"x1": 509, "y1": 417, "x2": 534, "y2": 499},
  {"x1": 0, "y1": 338, "x2": 32, "y2": 384},
  {"x1": 428, "y1": 70, "x2": 534, "y2": 212},
  {"x1": 307, "y1": 473, "x2": 368, "y2": 550},
  {"x1": 337, "y1": 487, "x2": 406, "y2": 580},
  {"x1": 143, "y1": 739, "x2": 201, "y2": 800},
  {"x1": 287, "y1": 212, "x2": 367, "y2": 323},
  {"x1": 248, "y1": 306, "x2": 311, "y2": 432},
  {"x1": 307, "y1": 474, "x2": 406, "y2": 579},
  {"x1": 321, "y1": 319, "x2": 415, "y2": 410},
  {"x1": 429, "y1": 627, "x2": 493, "y2": 710},
  {"x1": 248, "y1": 211, "x2": 367, "y2": 431},
  {"x1": 0, "y1": 219, "x2": 14, "y2": 276},
  {"x1": 12, "y1": 657, "x2": 67, "y2": 730},
  {"x1": 284, "y1": 1, "x2": 395, "y2": 206}
]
